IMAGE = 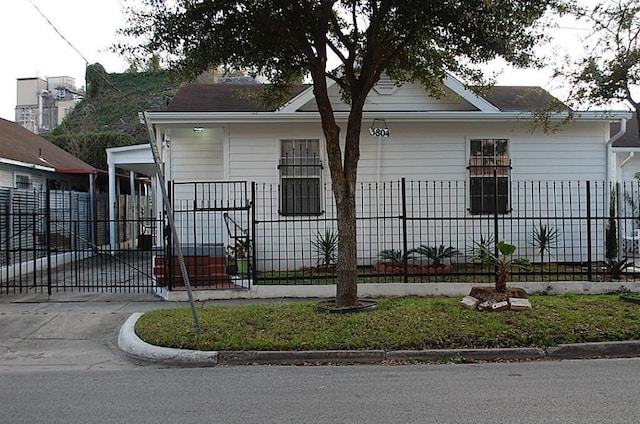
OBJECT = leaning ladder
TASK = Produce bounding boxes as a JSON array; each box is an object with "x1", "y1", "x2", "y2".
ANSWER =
[{"x1": 142, "y1": 112, "x2": 201, "y2": 332}]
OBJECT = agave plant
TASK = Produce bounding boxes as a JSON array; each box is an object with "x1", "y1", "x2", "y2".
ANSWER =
[{"x1": 412, "y1": 244, "x2": 460, "y2": 268}]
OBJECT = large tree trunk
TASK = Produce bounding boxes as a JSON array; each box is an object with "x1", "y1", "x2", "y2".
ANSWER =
[
  {"x1": 334, "y1": 184, "x2": 358, "y2": 307},
  {"x1": 310, "y1": 69, "x2": 370, "y2": 308}
]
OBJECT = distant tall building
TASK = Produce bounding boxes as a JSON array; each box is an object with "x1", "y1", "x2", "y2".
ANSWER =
[{"x1": 15, "y1": 76, "x2": 83, "y2": 134}]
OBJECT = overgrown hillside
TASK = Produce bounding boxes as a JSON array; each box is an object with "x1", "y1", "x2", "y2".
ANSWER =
[{"x1": 49, "y1": 64, "x2": 182, "y2": 170}]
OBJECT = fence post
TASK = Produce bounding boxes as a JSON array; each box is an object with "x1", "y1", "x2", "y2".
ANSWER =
[
  {"x1": 586, "y1": 181, "x2": 592, "y2": 281},
  {"x1": 493, "y1": 169, "x2": 499, "y2": 286},
  {"x1": 46, "y1": 181, "x2": 52, "y2": 296},
  {"x1": 401, "y1": 178, "x2": 408, "y2": 284},
  {"x1": 251, "y1": 181, "x2": 257, "y2": 285},
  {"x1": 167, "y1": 180, "x2": 174, "y2": 290}
]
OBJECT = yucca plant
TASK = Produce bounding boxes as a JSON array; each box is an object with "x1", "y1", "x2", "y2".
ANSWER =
[
  {"x1": 412, "y1": 244, "x2": 460, "y2": 268},
  {"x1": 532, "y1": 224, "x2": 559, "y2": 264},
  {"x1": 468, "y1": 234, "x2": 495, "y2": 264},
  {"x1": 311, "y1": 230, "x2": 338, "y2": 269}
]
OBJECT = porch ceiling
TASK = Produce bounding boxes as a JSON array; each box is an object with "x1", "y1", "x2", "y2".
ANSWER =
[{"x1": 106, "y1": 144, "x2": 155, "y2": 177}]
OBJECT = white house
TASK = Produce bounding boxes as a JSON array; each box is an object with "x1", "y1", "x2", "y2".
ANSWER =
[{"x1": 141, "y1": 75, "x2": 631, "y2": 273}]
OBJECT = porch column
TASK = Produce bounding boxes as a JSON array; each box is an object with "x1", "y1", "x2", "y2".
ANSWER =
[{"x1": 130, "y1": 171, "x2": 136, "y2": 249}]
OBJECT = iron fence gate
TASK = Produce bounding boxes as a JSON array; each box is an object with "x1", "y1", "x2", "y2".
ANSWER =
[{"x1": 0, "y1": 186, "x2": 158, "y2": 295}]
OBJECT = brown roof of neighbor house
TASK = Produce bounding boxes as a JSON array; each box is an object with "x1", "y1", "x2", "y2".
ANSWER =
[
  {"x1": 0, "y1": 118, "x2": 96, "y2": 174},
  {"x1": 611, "y1": 112, "x2": 639, "y2": 148},
  {"x1": 166, "y1": 83, "x2": 311, "y2": 112},
  {"x1": 482, "y1": 86, "x2": 566, "y2": 112}
]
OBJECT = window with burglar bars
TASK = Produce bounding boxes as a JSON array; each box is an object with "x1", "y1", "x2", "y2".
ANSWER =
[
  {"x1": 468, "y1": 138, "x2": 510, "y2": 214},
  {"x1": 15, "y1": 174, "x2": 32, "y2": 190},
  {"x1": 279, "y1": 139, "x2": 322, "y2": 216}
]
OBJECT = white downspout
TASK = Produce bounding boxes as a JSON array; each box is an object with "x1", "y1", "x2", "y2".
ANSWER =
[
  {"x1": 607, "y1": 117, "x2": 627, "y2": 186},
  {"x1": 606, "y1": 117, "x2": 628, "y2": 256}
]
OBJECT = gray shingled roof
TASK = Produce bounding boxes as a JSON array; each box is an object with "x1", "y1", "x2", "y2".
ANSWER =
[
  {"x1": 0, "y1": 118, "x2": 95, "y2": 173},
  {"x1": 166, "y1": 83, "x2": 310, "y2": 112},
  {"x1": 482, "y1": 86, "x2": 565, "y2": 112},
  {"x1": 611, "y1": 113, "x2": 639, "y2": 148}
]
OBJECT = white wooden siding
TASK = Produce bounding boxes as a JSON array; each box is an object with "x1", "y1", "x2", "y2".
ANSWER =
[
  {"x1": 0, "y1": 168, "x2": 13, "y2": 188},
  {"x1": 299, "y1": 81, "x2": 477, "y2": 112},
  {"x1": 169, "y1": 127, "x2": 224, "y2": 182}
]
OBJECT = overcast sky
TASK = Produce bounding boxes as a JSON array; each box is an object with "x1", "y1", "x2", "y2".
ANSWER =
[{"x1": 0, "y1": 0, "x2": 622, "y2": 123}]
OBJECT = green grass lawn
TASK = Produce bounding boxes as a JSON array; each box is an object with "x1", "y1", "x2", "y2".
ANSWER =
[{"x1": 134, "y1": 295, "x2": 640, "y2": 352}]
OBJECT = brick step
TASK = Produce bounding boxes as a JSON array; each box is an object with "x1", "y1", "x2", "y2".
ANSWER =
[
  {"x1": 154, "y1": 255, "x2": 225, "y2": 267},
  {"x1": 153, "y1": 264, "x2": 227, "y2": 277},
  {"x1": 155, "y1": 273, "x2": 232, "y2": 286}
]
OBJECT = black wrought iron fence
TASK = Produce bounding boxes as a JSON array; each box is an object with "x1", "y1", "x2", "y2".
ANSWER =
[
  {"x1": 0, "y1": 185, "x2": 157, "y2": 295},
  {"x1": 251, "y1": 178, "x2": 640, "y2": 285}
]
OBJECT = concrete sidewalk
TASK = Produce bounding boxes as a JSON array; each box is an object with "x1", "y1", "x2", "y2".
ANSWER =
[
  {"x1": 0, "y1": 292, "x2": 308, "y2": 371},
  {"x1": 2, "y1": 292, "x2": 640, "y2": 370}
]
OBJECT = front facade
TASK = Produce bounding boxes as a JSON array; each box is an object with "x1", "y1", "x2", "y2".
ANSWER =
[{"x1": 143, "y1": 76, "x2": 630, "y2": 272}]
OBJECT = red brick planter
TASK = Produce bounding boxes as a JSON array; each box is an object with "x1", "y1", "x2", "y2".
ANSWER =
[{"x1": 374, "y1": 262, "x2": 451, "y2": 274}]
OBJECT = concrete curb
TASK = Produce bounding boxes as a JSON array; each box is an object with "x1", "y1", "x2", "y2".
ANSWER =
[
  {"x1": 219, "y1": 350, "x2": 386, "y2": 365},
  {"x1": 118, "y1": 313, "x2": 219, "y2": 366},
  {"x1": 387, "y1": 348, "x2": 546, "y2": 362},
  {"x1": 118, "y1": 313, "x2": 640, "y2": 366},
  {"x1": 546, "y1": 340, "x2": 640, "y2": 359}
]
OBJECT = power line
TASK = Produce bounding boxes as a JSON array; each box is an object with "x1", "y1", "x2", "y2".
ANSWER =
[
  {"x1": 27, "y1": 0, "x2": 90, "y2": 64},
  {"x1": 26, "y1": 0, "x2": 144, "y2": 110}
]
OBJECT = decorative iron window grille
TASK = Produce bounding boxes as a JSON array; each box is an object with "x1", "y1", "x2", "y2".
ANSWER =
[
  {"x1": 467, "y1": 139, "x2": 511, "y2": 215},
  {"x1": 278, "y1": 139, "x2": 323, "y2": 216}
]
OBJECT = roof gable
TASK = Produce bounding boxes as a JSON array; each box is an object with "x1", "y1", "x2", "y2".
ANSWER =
[
  {"x1": 281, "y1": 73, "x2": 502, "y2": 113},
  {"x1": 0, "y1": 118, "x2": 95, "y2": 173}
]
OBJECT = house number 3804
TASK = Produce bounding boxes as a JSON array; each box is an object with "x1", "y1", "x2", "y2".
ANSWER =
[{"x1": 369, "y1": 127, "x2": 390, "y2": 137}]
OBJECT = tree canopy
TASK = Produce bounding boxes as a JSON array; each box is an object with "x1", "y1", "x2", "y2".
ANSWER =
[
  {"x1": 121, "y1": 0, "x2": 564, "y2": 307},
  {"x1": 558, "y1": 0, "x2": 640, "y2": 128}
]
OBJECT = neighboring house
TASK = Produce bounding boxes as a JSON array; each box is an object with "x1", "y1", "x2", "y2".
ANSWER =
[
  {"x1": 142, "y1": 74, "x2": 631, "y2": 271},
  {"x1": 0, "y1": 117, "x2": 97, "y2": 268},
  {"x1": 0, "y1": 117, "x2": 96, "y2": 191}
]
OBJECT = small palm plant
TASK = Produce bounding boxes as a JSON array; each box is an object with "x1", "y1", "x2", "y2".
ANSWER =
[
  {"x1": 311, "y1": 230, "x2": 338, "y2": 270},
  {"x1": 476, "y1": 241, "x2": 532, "y2": 292},
  {"x1": 412, "y1": 244, "x2": 460, "y2": 268},
  {"x1": 532, "y1": 224, "x2": 559, "y2": 264}
]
